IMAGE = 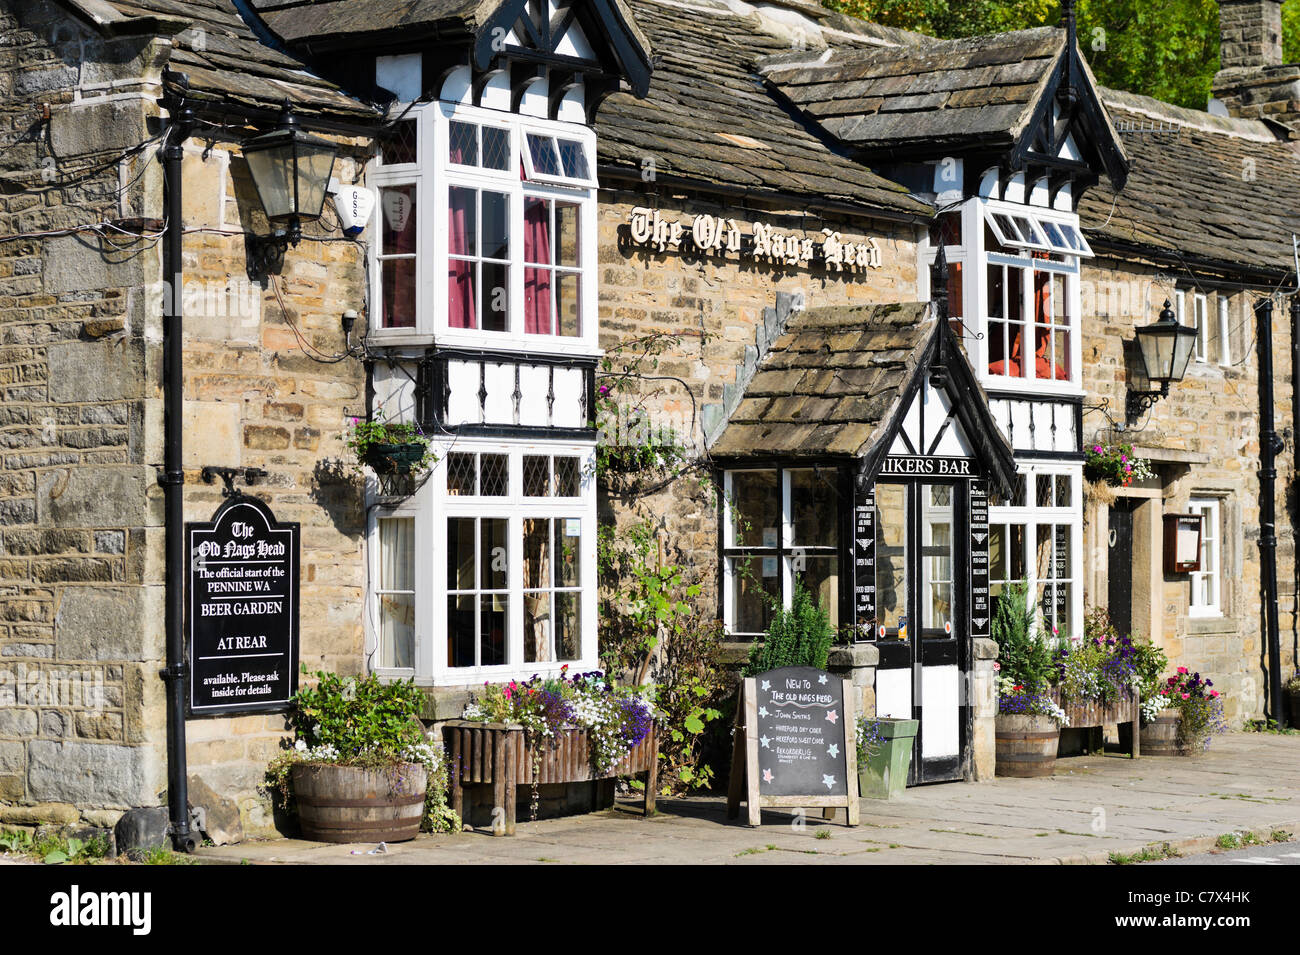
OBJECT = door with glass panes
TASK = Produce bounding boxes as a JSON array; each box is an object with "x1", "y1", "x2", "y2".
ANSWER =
[{"x1": 873, "y1": 481, "x2": 969, "y2": 784}]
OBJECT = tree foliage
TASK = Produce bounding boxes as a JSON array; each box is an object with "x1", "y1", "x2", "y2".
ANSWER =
[{"x1": 823, "y1": 0, "x2": 1300, "y2": 110}]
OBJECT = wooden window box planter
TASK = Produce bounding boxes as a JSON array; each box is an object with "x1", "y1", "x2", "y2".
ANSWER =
[
  {"x1": 442, "y1": 721, "x2": 659, "y2": 836},
  {"x1": 1048, "y1": 688, "x2": 1140, "y2": 758}
]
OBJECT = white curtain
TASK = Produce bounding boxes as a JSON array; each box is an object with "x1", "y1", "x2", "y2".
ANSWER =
[{"x1": 379, "y1": 518, "x2": 415, "y2": 669}]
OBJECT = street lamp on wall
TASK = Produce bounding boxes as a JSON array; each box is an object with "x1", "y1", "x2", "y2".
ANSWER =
[
  {"x1": 243, "y1": 103, "x2": 338, "y2": 275},
  {"x1": 1126, "y1": 299, "x2": 1198, "y2": 419}
]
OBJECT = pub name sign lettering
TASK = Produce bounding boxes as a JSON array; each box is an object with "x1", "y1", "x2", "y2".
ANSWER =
[
  {"x1": 188, "y1": 496, "x2": 299, "y2": 716},
  {"x1": 879, "y1": 455, "x2": 974, "y2": 477},
  {"x1": 627, "y1": 206, "x2": 884, "y2": 273}
]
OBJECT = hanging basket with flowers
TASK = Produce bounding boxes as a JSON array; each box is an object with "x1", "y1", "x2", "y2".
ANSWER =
[
  {"x1": 1083, "y1": 442, "x2": 1155, "y2": 488},
  {"x1": 344, "y1": 417, "x2": 435, "y2": 493}
]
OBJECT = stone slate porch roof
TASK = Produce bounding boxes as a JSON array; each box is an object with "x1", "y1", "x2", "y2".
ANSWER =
[
  {"x1": 58, "y1": 0, "x2": 377, "y2": 119},
  {"x1": 711, "y1": 302, "x2": 932, "y2": 458},
  {"x1": 758, "y1": 26, "x2": 1065, "y2": 153},
  {"x1": 1078, "y1": 87, "x2": 1300, "y2": 277},
  {"x1": 596, "y1": 0, "x2": 933, "y2": 221}
]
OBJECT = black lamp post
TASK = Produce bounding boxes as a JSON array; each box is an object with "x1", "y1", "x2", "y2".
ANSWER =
[
  {"x1": 1126, "y1": 299, "x2": 1198, "y2": 418},
  {"x1": 243, "y1": 103, "x2": 338, "y2": 273}
]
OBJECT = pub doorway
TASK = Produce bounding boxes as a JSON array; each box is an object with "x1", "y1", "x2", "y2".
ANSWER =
[{"x1": 873, "y1": 480, "x2": 971, "y2": 784}]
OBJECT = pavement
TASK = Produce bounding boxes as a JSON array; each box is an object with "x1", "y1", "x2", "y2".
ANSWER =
[{"x1": 196, "y1": 732, "x2": 1300, "y2": 865}]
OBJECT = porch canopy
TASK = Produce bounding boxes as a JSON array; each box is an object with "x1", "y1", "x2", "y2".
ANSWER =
[{"x1": 710, "y1": 302, "x2": 1017, "y2": 497}]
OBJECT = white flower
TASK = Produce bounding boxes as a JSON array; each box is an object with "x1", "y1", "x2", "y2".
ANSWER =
[{"x1": 294, "y1": 739, "x2": 307, "y2": 752}]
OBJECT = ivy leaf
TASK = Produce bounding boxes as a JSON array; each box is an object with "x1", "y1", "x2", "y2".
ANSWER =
[{"x1": 684, "y1": 714, "x2": 705, "y2": 735}]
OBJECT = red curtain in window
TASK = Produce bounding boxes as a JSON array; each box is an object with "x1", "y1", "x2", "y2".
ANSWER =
[
  {"x1": 524, "y1": 197, "x2": 552, "y2": 334},
  {"x1": 448, "y1": 188, "x2": 475, "y2": 329}
]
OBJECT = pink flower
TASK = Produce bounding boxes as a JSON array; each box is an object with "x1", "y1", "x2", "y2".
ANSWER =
[
  {"x1": 1181, "y1": 693, "x2": 1190, "y2": 700},
  {"x1": 1210, "y1": 690, "x2": 1220, "y2": 698},
  {"x1": 993, "y1": 662, "x2": 1001, "y2": 671},
  {"x1": 1177, "y1": 666, "x2": 1188, "y2": 675}
]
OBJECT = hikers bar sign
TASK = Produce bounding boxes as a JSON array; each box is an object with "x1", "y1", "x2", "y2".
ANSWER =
[
  {"x1": 187, "y1": 495, "x2": 299, "y2": 715},
  {"x1": 726, "y1": 666, "x2": 860, "y2": 826}
]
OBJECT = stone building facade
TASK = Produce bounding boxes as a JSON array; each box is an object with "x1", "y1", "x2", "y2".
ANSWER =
[{"x1": 2, "y1": 0, "x2": 1300, "y2": 840}]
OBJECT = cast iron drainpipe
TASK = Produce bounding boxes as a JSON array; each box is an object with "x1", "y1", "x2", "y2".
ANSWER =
[
  {"x1": 161, "y1": 104, "x2": 198, "y2": 853},
  {"x1": 1256, "y1": 298, "x2": 1287, "y2": 731}
]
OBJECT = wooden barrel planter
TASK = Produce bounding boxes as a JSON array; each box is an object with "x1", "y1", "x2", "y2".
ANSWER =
[
  {"x1": 442, "y1": 721, "x2": 659, "y2": 836},
  {"x1": 292, "y1": 762, "x2": 428, "y2": 844},
  {"x1": 1049, "y1": 688, "x2": 1141, "y2": 758},
  {"x1": 994, "y1": 714, "x2": 1060, "y2": 777},
  {"x1": 1139, "y1": 709, "x2": 1202, "y2": 756}
]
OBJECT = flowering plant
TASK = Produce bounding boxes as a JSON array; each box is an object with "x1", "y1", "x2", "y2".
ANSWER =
[
  {"x1": 265, "y1": 669, "x2": 459, "y2": 832},
  {"x1": 1084, "y1": 442, "x2": 1154, "y2": 488},
  {"x1": 462, "y1": 667, "x2": 655, "y2": 777},
  {"x1": 998, "y1": 685, "x2": 1069, "y2": 726},
  {"x1": 856, "y1": 717, "x2": 885, "y2": 764},
  {"x1": 1155, "y1": 667, "x2": 1227, "y2": 750},
  {"x1": 344, "y1": 416, "x2": 436, "y2": 474}
]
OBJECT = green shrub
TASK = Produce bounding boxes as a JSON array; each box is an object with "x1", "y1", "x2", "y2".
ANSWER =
[
  {"x1": 992, "y1": 581, "x2": 1054, "y2": 692},
  {"x1": 744, "y1": 583, "x2": 833, "y2": 676}
]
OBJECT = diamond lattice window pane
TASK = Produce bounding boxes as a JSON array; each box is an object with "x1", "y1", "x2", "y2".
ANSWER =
[
  {"x1": 446, "y1": 453, "x2": 476, "y2": 496},
  {"x1": 523, "y1": 455, "x2": 550, "y2": 497},
  {"x1": 480, "y1": 453, "x2": 509, "y2": 496},
  {"x1": 557, "y1": 139, "x2": 589, "y2": 180},
  {"x1": 449, "y1": 121, "x2": 477, "y2": 166},
  {"x1": 482, "y1": 126, "x2": 510, "y2": 171},
  {"x1": 554, "y1": 457, "x2": 580, "y2": 497},
  {"x1": 381, "y1": 119, "x2": 418, "y2": 165},
  {"x1": 527, "y1": 133, "x2": 561, "y2": 177}
]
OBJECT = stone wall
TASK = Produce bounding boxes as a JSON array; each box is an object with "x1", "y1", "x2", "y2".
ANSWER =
[
  {"x1": 174, "y1": 130, "x2": 371, "y2": 838},
  {"x1": 1079, "y1": 257, "x2": 1297, "y2": 722},
  {"x1": 0, "y1": 1, "x2": 173, "y2": 830},
  {"x1": 595, "y1": 186, "x2": 922, "y2": 634},
  {"x1": 0, "y1": 1, "x2": 373, "y2": 838},
  {"x1": 1218, "y1": 0, "x2": 1283, "y2": 72}
]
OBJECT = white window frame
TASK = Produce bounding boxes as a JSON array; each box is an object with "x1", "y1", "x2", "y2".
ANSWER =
[
  {"x1": 1193, "y1": 292, "x2": 1208, "y2": 363},
  {"x1": 367, "y1": 101, "x2": 599, "y2": 356},
  {"x1": 924, "y1": 198, "x2": 1084, "y2": 395},
  {"x1": 1218, "y1": 295, "x2": 1232, "y2": 366},
  {"x1": 721, "y1": 467, "x2": 842, "y2": 638},
  {"x1": 366, "y1": 438, "x2": 599, "y2": 685},
  {"x1": 1188, "y1": 497, "x2": 1222, "y2": 618},
  {"x1": 987, "y1": 464, "x2": 1083, "y2": 641}
]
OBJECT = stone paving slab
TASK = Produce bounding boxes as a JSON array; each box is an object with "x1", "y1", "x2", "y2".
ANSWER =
[{"x1": 196, "y1": 733, "x2": 1300, "y2": 865}]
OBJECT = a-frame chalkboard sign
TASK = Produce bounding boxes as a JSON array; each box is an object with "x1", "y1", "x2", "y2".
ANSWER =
[{"x1": 726, "y1": 667, "x2": 860, "y2": 827}]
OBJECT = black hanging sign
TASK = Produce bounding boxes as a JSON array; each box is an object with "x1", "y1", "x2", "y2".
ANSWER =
[
  {"x1": 879, "y1": 455, "x2": 974, "y2": 477},
  {"x1": 726, "y1": 666, "x2": 859, "y2": 826},
  {"x1": 970, "y1": 479, "x2": 990, "y2": 640},
  {"x1": 853, "y1": 486, "x2": 876, "y2": 640},
  {"x1": 187, "y1": 496, "x2": 299, "y2": 716}
]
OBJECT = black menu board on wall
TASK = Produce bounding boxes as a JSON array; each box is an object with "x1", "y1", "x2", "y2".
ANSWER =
[
  {"x1": 970, "y1": 480, "x2": 990, "y2": 641},
  {"x1": 853, "y1": 486, "x2": 876, "y2": 639}
]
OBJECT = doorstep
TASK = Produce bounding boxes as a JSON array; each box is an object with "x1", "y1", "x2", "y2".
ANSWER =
[{"x1": 194, "y1": 733, "x2": 1300, "y2": 865}]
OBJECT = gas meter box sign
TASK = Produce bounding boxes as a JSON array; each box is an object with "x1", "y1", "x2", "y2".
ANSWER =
[{"x1": 187, "y1": 496, "x2": 299, "y2": 715}]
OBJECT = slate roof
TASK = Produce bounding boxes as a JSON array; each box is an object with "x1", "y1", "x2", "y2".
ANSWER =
[
  {"x1": 711, "y1": 302, "x2": 933, "y2": 459},
  {"x1": 61, "y1": 0, "x2": 377, "y2": 118},
  {"x1": 758, "y1": 26, "x2": 1064, "y2": 153},
  {"x1": 247, "y1": 0, "x2": 652, "y2": 61},
  {"x1": 596, "y1": 0, "x2": 933, "y2": 219},
  {"x1": 1078, "y1": 88, "x2": 1300, "y2": 276}
]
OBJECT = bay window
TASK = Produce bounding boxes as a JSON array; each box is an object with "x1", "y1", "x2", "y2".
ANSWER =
[
  {"x1": 369, "y1": 103, "x2": 597, "y2": 350},
  {"x1": 722, "y1": 467, "x2": 843, "y2": 638},
  {"x1": 925, "y1": 196, "x2": 1085, "y2": 391},
  {"x1": 369, "y1": 442, "x2": 597, "y2": 683},
  {"x1": 988, "y1": 466, "x2": 1081, "y2": 640}
]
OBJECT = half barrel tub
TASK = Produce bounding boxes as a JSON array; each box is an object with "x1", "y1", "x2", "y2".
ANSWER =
[
  {"x1": 994, "y1": 714, "x2": 1060, "y2": 777},
  {"x1": 292, "y1": 762, "x2": 428, "y2": 843},
  {"x1": 1139, "y1": 709, "x2": 1201, "y2": 756}
]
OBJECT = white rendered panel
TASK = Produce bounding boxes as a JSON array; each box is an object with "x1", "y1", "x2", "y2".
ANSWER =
[
  {"x1": 875, "y1": 668, "x2": 912, "y2": 720},
  {"x1": 440, "y1": 65, "x2": 472, "y2": 104},
  {"x1": 518, "y1": 365, "x2": 550, "y2": 426},
  {"x1": 557, "y1": 85, "x2": 586, "y2": 124},
  {"x1": 519, "y1": 76, "x2": 549, "y2": 118},
  {"x1": 481, "y1": 70, "x2": 511, "y2": 111},
  {"x1": 1009, "y1": 400, "x2": 1033, "y2": 451},
  {"x1": 371, "y1": 361, "x2": 419, "y2": 424},
  {"x1": 555, "y1": 19, "x2": 596, "y2": 59},
  {"x1": 552, "y1": 367, "x2": 585, "y2": 429},
  {"x1": 921, "y1": 664, "x2": 960, "y2": 758},
  {"x1": 376, "y1": 53, "x2": 422, "y2": 102},
  {"x1": 979, "y1": 166, "x2": 1000, "y2": 199},
  {"x1": 483, "y1": 362, "x2": 515, "y2": 424},
  {"x1": 446, "y1": 359, "x2": 481, "y2": 426}
]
